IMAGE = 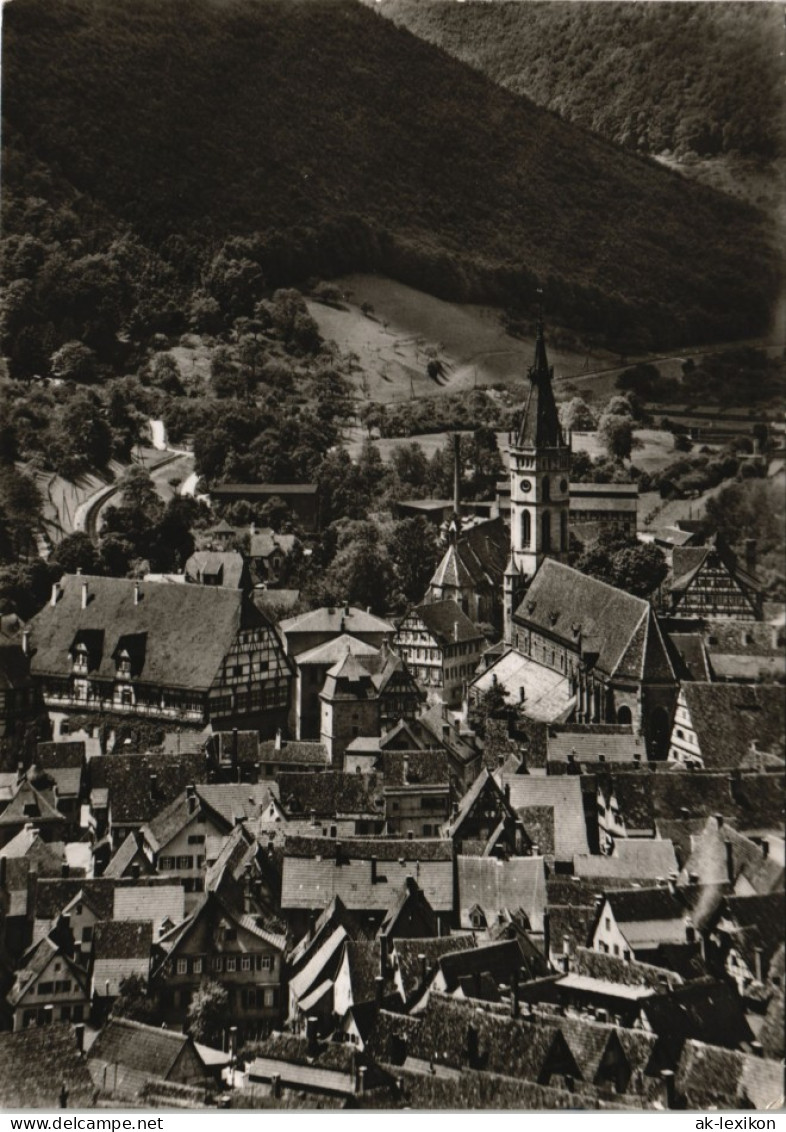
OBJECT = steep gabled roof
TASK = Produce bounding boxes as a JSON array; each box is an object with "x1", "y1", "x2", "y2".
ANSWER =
[
  {"x1": 88, "y1": 1017, "x2": 204, "y2": 1080},
  {"x1": 30, "y1": 574, "x2": 281, "y2": 691},
  {"x1": 514, "y1": 561, "x2": 673, "y2": 682},
  {"x1": 90, "y1": 750, "x2": 209, "y2": 826},
  {"x1": 0, "y1": 1025, "x2": 97, "y2": 1108},
  {"x1": 280, "y1": 606, "x2": 394, "y2": 638},
  {"x1": 639, "y1": 979, "x2": 753, "y2": 1052},
  {"x1": 277, "y1": 773, "x2": 383, "y2": 818},
  {"x1": 457, "y1": 855, "x2": 546, "y2": 931},
  {"x1": 504, "y1": 775, "x2": 589, "y2": 859},
  {"x1": 407, "y1": 600, "x2": 483, "y2": 646},
  {"x1": 679, "y1": 683, "x2": 785, "y2": 770},
  {"x1": 675, "y1": 1039, "x2": 784, "y2": 1110}
]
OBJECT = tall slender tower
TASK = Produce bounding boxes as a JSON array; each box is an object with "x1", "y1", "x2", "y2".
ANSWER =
[{"x1": 504, "y1": 313, "x2": 571, "y2": 642}]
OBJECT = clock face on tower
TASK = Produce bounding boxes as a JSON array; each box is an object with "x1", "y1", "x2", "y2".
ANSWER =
[{"x1": 519, "y1": 479, "x2": 532, "y2": 493}]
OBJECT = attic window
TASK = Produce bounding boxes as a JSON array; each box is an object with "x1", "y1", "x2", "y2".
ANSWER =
[
  {"x1": 549, "y1": 610, "x2": 559, "y2": 626},
  {"x1": 526, "y1": 601, "x2": 536, "y2": 613}
]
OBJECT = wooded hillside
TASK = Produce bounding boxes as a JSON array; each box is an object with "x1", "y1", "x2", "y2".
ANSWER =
[{"x1": 1, "y1": 0, "x2": 781, "y2": 372}]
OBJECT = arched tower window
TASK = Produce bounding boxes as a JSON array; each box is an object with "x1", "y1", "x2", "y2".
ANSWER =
[
  {"x1": 542, "y1": 476, "x2": 550, "y2": 502},
  {"x1": 521, "y1": 510, "x2": 531, "y2": 548},
  {"x1": 541, "y1": 511, "x2": 551, "y2": 552},
  {"x1": 560, "y1": 511, "x2": 568, "y2": 551},
  {"x1": 617, "y1": 705, "x2": 633, "y2": 725}
]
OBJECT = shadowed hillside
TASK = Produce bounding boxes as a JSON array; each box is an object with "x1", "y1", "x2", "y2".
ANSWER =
[{"x1": 1, "y1": 0, "x2": 782, "y2": 362}]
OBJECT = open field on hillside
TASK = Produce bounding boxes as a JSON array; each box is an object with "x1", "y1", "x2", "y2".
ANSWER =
[{"x1": 308, "y1": 274, "x2": 612, "y2": 405}]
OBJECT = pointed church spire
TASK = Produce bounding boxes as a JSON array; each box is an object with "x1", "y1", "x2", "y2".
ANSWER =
[{"x1": 515, "y1": 301, "x2": 565, "y2": 450}]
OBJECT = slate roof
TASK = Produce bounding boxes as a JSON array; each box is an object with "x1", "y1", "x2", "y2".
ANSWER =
[
  {"x1": 280, "y1": 606, "x2": 394, "y2": 639},
  {"x1": 113, "y1": 885, "x2": 185, "y2": 936},
  {"x1": 393, "y1": 937, "x2": 476, "y2": 1003},
  {"x1": 458, "y1": 855, "x2": 546, "y2": 932},
  {"x1": 30, "y1": 573, "x2": 278, "y2": 691},
  {"x1": 407, "y1": 601, "x2": 484, "y2": 647},
  {"x1": 403, "y1": 995, "x2": 578, "y2": 1084},
  {"x1": 503, "y1": 775, "x2": 589, "y2": 859},
  {"x1": 638, "y1": 978, "x2": 753, "y2": 1053},
  {"x1": 675, "y1": 1039, "x2": 785, "y2": 1110},
  {"x1": 547, "y1": 728, "x2": 645, "y2": 765},
  {"x1": 471, "y1": 649, "x2": 575, "y2": 723},
  {"x1": 514, "y1": 806, "x2": 555, "y2": 856},
  {"x1": 573, "y1": 840, "x2": 678, "y2": 881},
  {"x1": 35, "y1": 741, "x2": 86, "y2": 769},
  {"x1": 277, "y1": 773, "x2": 383, "y2": 817},
  {"x1": 598, "y1": 773, "x2": 655, "y2": 833},
  {"x1": 92, "y1": 920, "x2": 153, "y2": 996},
  {"x1": 513, "y1": 560, "x2": 675, "y2": 682},
  {"x1": 0, "y1": 1024, "x2": 97, "y2": 1108},
  {"x1": 652, "y1": 771, "x2": 785, "y2": 835},
  {"x1": 103, "y1": 832, "x2": 154, "y2": 879},
  {"x1": 679, "y1": 815, "x2": 783, "y2": 893},
  {"x1": 679, "y1": 683, "x2": 785, "y2": 769},
  {"x1": 0, "y1": 780, "x2": 66, "y2": 828},
  {"x1": 281, "y1": 837, "x2": 454, "y2": 913},
  {"x1": 89, "y1": 750, "x2": 209, "y2": 826},
  {"x1": 718, "y1": 893, "x2": 786, "y2": 979},
  {"x1": 88, "y1": 1017, "x2": 204, "y2": 1080},
  {"x1": 296, "y1": 633, "x2": 379, "y2": 666},
  {"x1": 184, "y1": 550, "x2": 246, "y2": 589}
]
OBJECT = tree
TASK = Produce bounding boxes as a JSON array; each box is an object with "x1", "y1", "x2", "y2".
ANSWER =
[
  {"x1": 112, "y1": 975, "x2": 161, "y2": 1025},
  {"x1": 186, "y1": 978, "x2": 229, "y2": 1046},
  {"x1": 50, "y1": 340, "x2": 97, "y2": 383},
  {"x1": 469, "y1": 675, "x2": 511, "y2": 738},
  {"x1": 559, "y1": 396, "x2": 597, "y2": 432},
  {"x1": 51, "y1": 532, "x2": 104, "y2": 576},
  {"x1": 387, "y1": 517, "x2": 441, "y2": 605},
  {"x1": 598, "y1": 413, "x2": 633, "y2": 461}
]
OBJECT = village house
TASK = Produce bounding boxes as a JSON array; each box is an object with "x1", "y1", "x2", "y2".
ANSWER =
[
  {"x1": 667, "y1": 682, "x2": 785, "y2": 769},
  {"x1": 457, "y1": 854, "x2": 546, "y2": 932},
  {"x1": 669, "y1": 534, "x2": 763, "y2": 620},
  {"x1": 6, "y1": 931, "x2": 90, "y2": 1031},
  {"x1": 87, "y1": 1016, "x2": 209, "y2": 1099},
  {"x1": 500, "y1": 774, "x2": 590, "y2": 864},
  {"x1": 183, "y1": 549, "x2": 250, "y2": 590},
  {"x1": 381, "y1": 750, "x2": 453, "y2": 838},
  {"x1": 444, "y1": 768, "x2": 532, "y2": 857},
  {"x1": 596, "y1": 773, "x2": 656, "y2": 848},
  {"x1": 279, "y1": 605, "x2": 395, "y2": 659},
  {"x1": 28, "y1": 574, "x2": 294, "y2": 734},
  {"x1": 247, "y1": 526, "x2": 300, "y2": 587},
  {"x1": 395, "y1": 600, "x2": 486, "y2": 707},
  {"x1": 150, "y1": 889, "x2": 287, "y2": 1035},
  {"x1": 280, "y1": 835, "x2": 455, "y2": 938}
]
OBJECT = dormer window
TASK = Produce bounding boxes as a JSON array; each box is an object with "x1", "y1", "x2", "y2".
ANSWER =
[
  {"x1": 117, "y1": 649, "x2": 132, "y2": 678},
  {"x1": 73, "y1": 643, "x2": 89, "y2": 674}
]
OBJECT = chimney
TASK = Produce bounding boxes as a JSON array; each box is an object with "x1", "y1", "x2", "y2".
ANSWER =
[
  {"x1": 504, "y1": 783, "x2": 511, "y2": 805},
  {"x1": 684, "y1": 917, "x2": 696, "y2": 944},
  {"x1": 451, "y1": 802, "x2": 459, "y2": 821},
  {"x1": 753, "y1": 946, "x2": 764, "y2": 983},
  {"x1": 660, "y1": 1069, "x2": 676, "y2": 1110},
  {"x1": 729, "y1": 769, "x2": 742, "y2": 804},
  {"x1": 750, "y1": 1040, "x2": 764, "y2": 1058},
  {"x1": 22, "y1": 627, "x2": 30, "y2": 656},
  {"x1": 59, "y1": 1083, "x2": 68, "y2": 1109},
  {"x1": 275, "y1": 728, "x2": 282, "y2": 752},
  {"x1": 761, "y1": 838, "x2": 770, "y2": 860},
  {"x1": 335, "y1": 839, "x2": 343, "y2": 864},
  {"x1": 249, "y1": 521, "x2": 256, "y2": 536},
  {"x1": 374, "y1": 974, "x2": 384, "y2": 1008},
  {"x1": 418, "y1": 952, "x2": 427, "y2": 985},
  {"x1": 380, "y1": 933, "x2": 389, "y2": 977},
  {"x1": 542, "y1": 910, "x2": 550, "y2": 963},
  {"x1": 310, "y1": 808, "x2": 317, "y2": 828},
  {"x1": 356, "y1": 1066, "x2": 366, "y2": 1097},
  {"x1": 271, "y1": 1072, "x2": 281, "y2": 1099},
  {"x1": 81, "y1": 580, "x2": 89, "y2": 610},
  {"x1": 402, "y1": 757, "x2": 409, "y2": 785},
  {"x1": 465, "y1": 1023, "x2": 479, "y2": 1069},
  {"x1": 44, "y1": 1004, "x2": 54, "y2": 1025},
  {"x1": 133, "y1": 581, "x2": 141, "y2": 606},
  {"x1": 725, "y1": 839, "x2": 735, "y2": 883},
  {"x1": 744, "y1": 539, "x2": 757, "y2": 572},
  {"x1": 74, "y1": 1023, "x2": 85, "y2": 1054},
  {"x1": 186, "y1": 784, "x2": 197, "y2": 814},
  {"x1": 131, "y1": 863, "x2": 141, "y2": 881},
  {"x1": 306, "y1": 1016, "x2": 319, "y2": 1057},
  {"x1": 149, "y1": 773, "x2": 158, "y2": 800},
  {"x1": 371, "y1": 856, "x2": 378, "y2": 885},
  {"x1": 232, "y1": 727, "x2": 239, "y2": 769},
  {"x1": 50, "y1": 582, "x2": 61, "y2": 607}
]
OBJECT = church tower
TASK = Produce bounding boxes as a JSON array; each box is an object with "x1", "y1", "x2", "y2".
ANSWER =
[{"x1": 504, "y1": 315, "x2": 571, "y2": 642}]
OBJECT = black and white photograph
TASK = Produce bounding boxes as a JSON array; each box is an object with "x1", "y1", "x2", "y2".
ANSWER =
[{"x1": 0, "y1": 0, "x2": 784, "y2": 1115}]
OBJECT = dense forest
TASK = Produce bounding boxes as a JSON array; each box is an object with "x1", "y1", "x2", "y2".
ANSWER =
[
  {"x1": 1, "y1": 0, "x2": 782, "y2": 377},
  {"x1": 376, "y1": 1, "x2": 784, "y2": 165}
]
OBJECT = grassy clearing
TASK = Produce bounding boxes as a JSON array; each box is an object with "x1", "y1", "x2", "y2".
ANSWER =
[{"x1": 308, "y1": 274, "x2": 610, "y2": 405}]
